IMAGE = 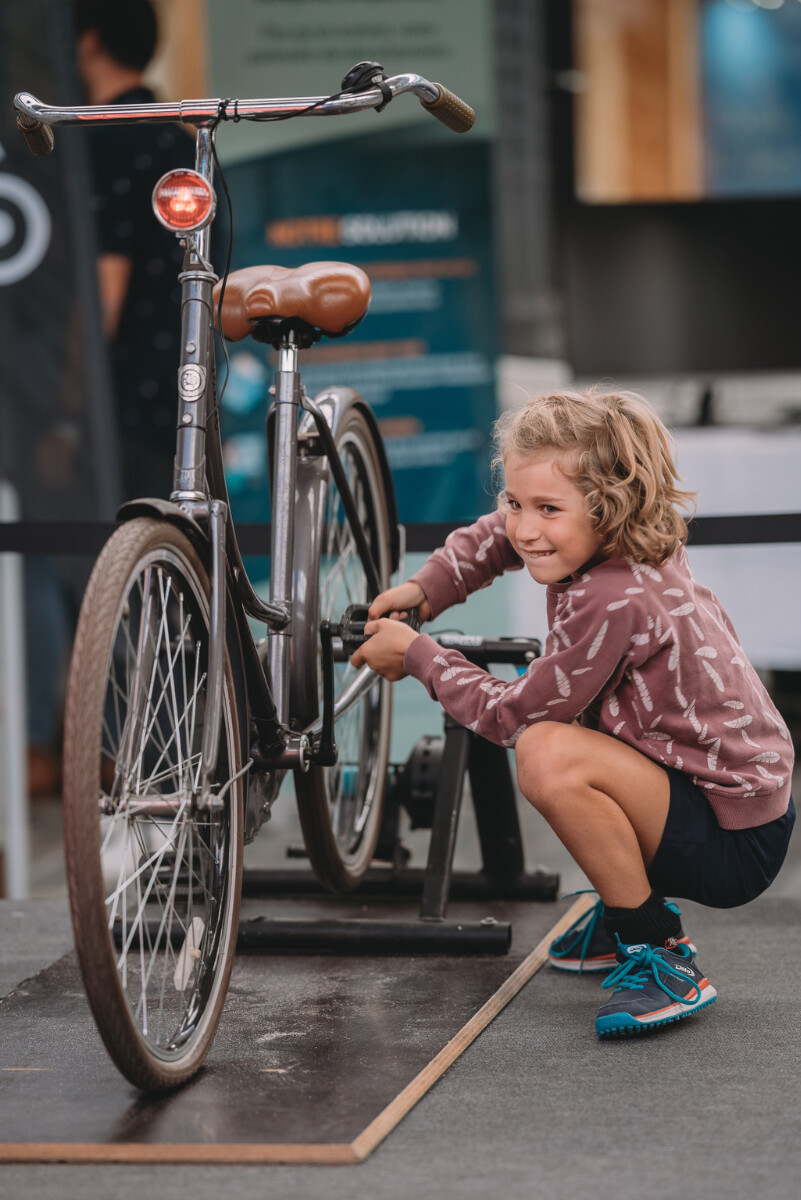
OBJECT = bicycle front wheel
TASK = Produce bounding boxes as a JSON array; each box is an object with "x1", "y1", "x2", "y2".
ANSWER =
[
  {"x1": 62, "y1": 518, "x2": 244, "y2": 1091},
  {"x1": 291, "y1": 401, "x2": 393, "y2": 892}
]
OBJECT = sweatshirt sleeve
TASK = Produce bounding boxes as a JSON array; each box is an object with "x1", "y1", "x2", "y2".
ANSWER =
[
  {"x1": 408, "y1": 512, "x2": 524, "y2": 619},
  {"x1": 402, "y1": 568, "x2": 637, "y2": 747}
]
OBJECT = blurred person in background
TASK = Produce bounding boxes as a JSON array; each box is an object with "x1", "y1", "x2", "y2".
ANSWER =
[
  {"x1": 27, "y1": 2, "x2": 196, "y2": 797},
  {"x1": 74, "y1": 0, "x2": 194, "y2": 500}
]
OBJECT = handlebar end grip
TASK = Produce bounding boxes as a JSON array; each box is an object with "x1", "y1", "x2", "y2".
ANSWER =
[
  {"x1": 420, "y1": 84, "x2": 475, "y2": 134},
  {"x1": 16, "y1": 115, "x2": 55, "y2": 156}
]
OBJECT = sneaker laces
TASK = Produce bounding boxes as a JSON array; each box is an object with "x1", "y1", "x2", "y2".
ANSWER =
[
  {"x1": 601, "y1": 943, "x2": 701, "y2": 1006},
  {"x1": 550, "y1": 891, "x2": 603, "y2": 966}
]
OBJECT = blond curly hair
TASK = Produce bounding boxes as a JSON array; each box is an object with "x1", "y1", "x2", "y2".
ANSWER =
[{"x1": 491, "y1": 388, "x2": 696, "y2": 564}]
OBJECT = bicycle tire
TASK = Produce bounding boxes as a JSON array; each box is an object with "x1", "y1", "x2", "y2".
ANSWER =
[
  {"x1": 291, "y1": 402, "x2": 393, "y2": 892},
  {"x1": 62, "y1": 518, "x2": 244, "y2": 1091}
]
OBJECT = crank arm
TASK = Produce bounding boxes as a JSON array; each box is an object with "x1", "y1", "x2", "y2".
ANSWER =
[
  {"x1": 310, "y1": 620, "x2": 338, "y2": 766},
  {"x1": 304, "y1": 662, "x2": 376, "y2": 741}
]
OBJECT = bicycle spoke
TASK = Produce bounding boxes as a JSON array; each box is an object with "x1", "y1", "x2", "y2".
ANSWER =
[
  {"x1": 136, "y1": 815, "x2": 190, "y2": 1023},
  {"x1": 320, "y1": 531, "x2": 354, "y2": 612},
  {"x1": 106, "y1": 802, "x2": 185, "y2": 918},
  {"x1": 130, "y1": 579, "x2": 183, "y2": 786},
  {"x1": 137, "y1": 667, "x2": 205, "y2": 797},
  {"x1": 68, "y1": 534, "x2": 242, "y2": 1078},
  {"x1": 300, "y1": 430, "x2": 389, "y2": 871}
]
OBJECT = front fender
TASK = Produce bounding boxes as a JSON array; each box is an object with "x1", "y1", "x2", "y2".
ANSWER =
[
  {"x1": 116, "y1": 497, "x2": 255, "y2": 833},
  {"x1": 116, "y1": 497, "x2": 208, "y2": 551}
]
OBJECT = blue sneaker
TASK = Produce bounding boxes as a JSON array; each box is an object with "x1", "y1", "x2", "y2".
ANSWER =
[
  {"x1": 595, "y1": 939, "x2": 716, "y2": 1038},
  {"x1": 549, "y1": 895, "x2": 694, "y2": 974}
]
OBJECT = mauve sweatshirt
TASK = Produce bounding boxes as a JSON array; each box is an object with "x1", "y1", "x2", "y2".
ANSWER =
[{"x1": 403, "y1": 513, "x2": 793, "y2": 830}]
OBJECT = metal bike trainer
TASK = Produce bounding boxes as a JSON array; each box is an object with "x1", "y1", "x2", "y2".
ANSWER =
[{"x1": 237, "y1": 634, "x2": 560, "y2": 955}]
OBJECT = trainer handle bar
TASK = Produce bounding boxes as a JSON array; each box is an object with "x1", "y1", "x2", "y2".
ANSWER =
[{"x1": 14, "y1": 73, "x2": 475, "y2": 156}]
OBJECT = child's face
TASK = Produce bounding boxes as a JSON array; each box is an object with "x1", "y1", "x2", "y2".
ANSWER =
[{"x1": 502, "y1": 452, "x2": 604, "y2": 583}]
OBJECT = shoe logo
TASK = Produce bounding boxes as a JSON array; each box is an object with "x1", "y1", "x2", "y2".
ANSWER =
[
  {"x1": 672, "y1": 964, "x2": 694, "y2": 977},
  {"x1": 624, "y1": 944, "x2": 647, "y2": 955}
]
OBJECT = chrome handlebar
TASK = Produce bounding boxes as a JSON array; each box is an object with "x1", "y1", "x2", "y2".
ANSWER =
[{"x1": 14, "y1": 73, "x2": 448, "y2": 131}]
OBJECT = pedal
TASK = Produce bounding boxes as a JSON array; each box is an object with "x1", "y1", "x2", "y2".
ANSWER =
[
  {"x1": 330, "y1": 602, "x2": 420, "y2": 655},
  {"x1": 332, "y1": 603, "x2": 371, "y2": 651}
]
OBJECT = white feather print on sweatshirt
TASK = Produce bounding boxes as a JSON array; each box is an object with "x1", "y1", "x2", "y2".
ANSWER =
[{"x1": 404, "y1": 513, "x2": 793, "y2": 831}]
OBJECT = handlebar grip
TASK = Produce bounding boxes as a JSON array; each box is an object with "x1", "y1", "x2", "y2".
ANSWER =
[
  {"x1": 419, "y1": 83, "x2": 475, "y2": 133},
  {"x1": 16, "y1": 115, "x2": 55, "y2": 156}
]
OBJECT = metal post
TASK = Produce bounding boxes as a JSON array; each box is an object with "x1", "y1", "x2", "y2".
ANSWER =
[{"x1": 0, "y1": 480, "x2": 30, "y2": 898}]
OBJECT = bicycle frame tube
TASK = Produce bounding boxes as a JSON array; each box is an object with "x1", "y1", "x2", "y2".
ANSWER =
[
  {"x1": 266, "y1": 342, "x2": 301, "y2": 725},
  {"x1": 172, "y1": 127, "x2": 217, "y2": 502}
]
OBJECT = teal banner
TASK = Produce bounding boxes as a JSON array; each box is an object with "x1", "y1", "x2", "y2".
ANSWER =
[
  {"x1": 702, "y1": 0, "x2": 801, "y2": 196},
  {"x1": 219, "y1": 130, "x2": 497, "y2": 524}
]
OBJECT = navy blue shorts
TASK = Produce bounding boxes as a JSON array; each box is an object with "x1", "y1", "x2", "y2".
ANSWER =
[{"x1": 646, "y1": 768, "x2": 796, "y2": 909}]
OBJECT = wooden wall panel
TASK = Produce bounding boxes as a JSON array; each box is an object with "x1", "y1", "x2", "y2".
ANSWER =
[
  {"x1": 145, "y1": 0, "x2": 209, "y2": 102},
  {"x1": 574, "y1": 0, "x2": 703, "y2": 202}
]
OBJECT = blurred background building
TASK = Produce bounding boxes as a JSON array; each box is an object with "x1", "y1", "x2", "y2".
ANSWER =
[{"x1": 1, "y1": 0, "x2": 800, "y2": 889}]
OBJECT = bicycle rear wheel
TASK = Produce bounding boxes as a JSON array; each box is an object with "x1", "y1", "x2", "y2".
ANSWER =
[
  {"x1": 62, "y1": 518, "x2": 244, "y2": 1091},
  {"x1": 291, "y1": 402, "x2": 393, "y2": 892}
]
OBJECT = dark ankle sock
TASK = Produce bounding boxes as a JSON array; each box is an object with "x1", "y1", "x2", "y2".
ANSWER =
[{"x1": 603, "y1": 891, "x2": 682, "y2": 948}]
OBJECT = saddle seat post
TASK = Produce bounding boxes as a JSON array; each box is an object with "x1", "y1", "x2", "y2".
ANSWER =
[{"x1": 266, "y1": 333, "x2": 301, "y2": 725}]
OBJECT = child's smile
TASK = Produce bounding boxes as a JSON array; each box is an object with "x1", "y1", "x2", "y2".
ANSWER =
[{"x1": 502, "y1": 452, "x2": 604, "y2": 582}]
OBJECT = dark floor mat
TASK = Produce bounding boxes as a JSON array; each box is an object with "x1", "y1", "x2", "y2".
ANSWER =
[{"x1": 0, "y1": 894, "x2": 589, "y2": 1163}]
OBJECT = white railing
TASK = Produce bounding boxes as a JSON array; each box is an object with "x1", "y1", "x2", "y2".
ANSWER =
[{"x1": 0, "y1": 479, "x2": 30, "y2": 898}]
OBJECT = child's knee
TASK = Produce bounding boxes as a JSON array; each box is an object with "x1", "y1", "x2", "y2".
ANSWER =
[{"x1": 515, "y1": 721, "x2": 572, "y2": 809}]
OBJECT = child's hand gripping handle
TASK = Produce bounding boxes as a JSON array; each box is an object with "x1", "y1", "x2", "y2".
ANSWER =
[
  {"x1": 367, "y1": 580, "x2": 431, "y2": 626},
  {"x1": 337, "y1": 602, "x2": 419, "y2": 651},
  {"x1": 349, "y1": 582, "x2": 427, "y2": 680},
  {"x1": 403, "y1": 607, "x2": 421, "y2": 633}
]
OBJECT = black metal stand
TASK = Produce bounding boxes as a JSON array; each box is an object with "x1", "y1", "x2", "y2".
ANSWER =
[
  {"x1": 236, "y1": 915, "x2": 510, "y2": 955},
  {"x1": 238, "y1": 634, "x2": 559, "y2": 956}
]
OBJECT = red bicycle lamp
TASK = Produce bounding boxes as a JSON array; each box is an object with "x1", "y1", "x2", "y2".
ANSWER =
[{"x1": 152, "y1": 169, "x2": 216, "y2": 232}]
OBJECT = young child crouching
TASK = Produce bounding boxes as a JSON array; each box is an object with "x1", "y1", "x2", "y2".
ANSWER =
[{"x1": 352, "y1": 388, "x2": 795, "y2": 1039}]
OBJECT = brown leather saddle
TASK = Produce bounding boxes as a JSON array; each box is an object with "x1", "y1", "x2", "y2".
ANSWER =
[{"x1": 213, "y1": 261, "x2": 371, "y2": 350}]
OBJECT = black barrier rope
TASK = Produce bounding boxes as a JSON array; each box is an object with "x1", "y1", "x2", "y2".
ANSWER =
[
  {"x1": 402, "y1": 514, "x2": 801, "y2": 553},
  {"x1": 0, "y1": 513, "x2": 800, "y2": 556}
]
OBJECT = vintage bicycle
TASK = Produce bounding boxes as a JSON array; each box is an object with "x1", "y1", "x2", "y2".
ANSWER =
[{"x1": 14, "y1": 65, "x2": 474, "y2": 1091}]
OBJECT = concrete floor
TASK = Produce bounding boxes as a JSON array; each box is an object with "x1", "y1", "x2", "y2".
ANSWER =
[
  {"x1": 3, "y1": 569, "x2": 800, "y2": 1197},
  {"x1": 3, "y1": 764, "x2": 800, "y2": 1199},
  {"x1": 2, "y1": 898, "x2": 801, "y2": 1198}
]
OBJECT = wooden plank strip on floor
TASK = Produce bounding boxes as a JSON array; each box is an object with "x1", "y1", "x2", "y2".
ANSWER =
[
  {"x1": 0, "y1": 895, "x2": 594, "y2": 1166},
  {"x1": 0, "y1": 1142, "x2": 359, "y2": 1165},
  {"x1": 350, "y1": 892, "x2": 595, "y2": 1161}
]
